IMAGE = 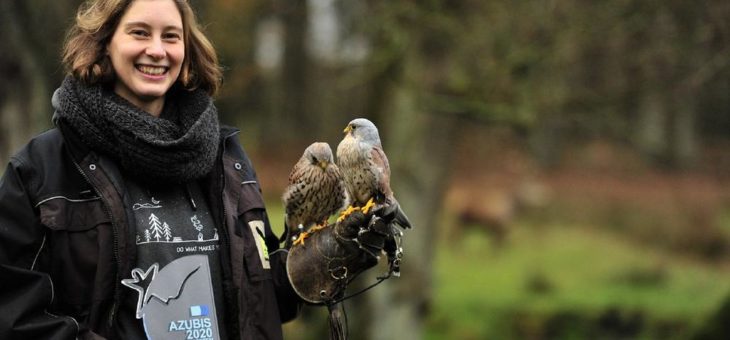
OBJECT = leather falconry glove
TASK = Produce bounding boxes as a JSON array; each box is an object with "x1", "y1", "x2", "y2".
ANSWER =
[
  {"x1": 285, "y1": 202, "x2": 406, "y2": 340},
  {"x1": 285, "y1": 202, "x2": 403, "y2": 304}
]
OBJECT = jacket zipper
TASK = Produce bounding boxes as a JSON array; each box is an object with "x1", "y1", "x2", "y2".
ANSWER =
[
  {"x1": 70, "y1": 158, "x2": 121, "y2": 329},
  {"x1": 218, "y1": 130, "x2": 238, "y2": 264},
  {"x1": 218, "y1": 130, "x2": 239, "y2": 337}
]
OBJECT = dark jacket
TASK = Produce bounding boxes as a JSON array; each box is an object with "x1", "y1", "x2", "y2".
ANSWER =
[{"x1": 0, "y1": 122, "x2": 301, "y2": 340}]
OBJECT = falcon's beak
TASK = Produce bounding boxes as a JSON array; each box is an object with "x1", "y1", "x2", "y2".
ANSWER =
[
  {"x1": 318, "y1": 161, "x2": 328, "y2": 170},
  {"x1": 343, "y1": 125, "x2": 352, "y2": 134}
]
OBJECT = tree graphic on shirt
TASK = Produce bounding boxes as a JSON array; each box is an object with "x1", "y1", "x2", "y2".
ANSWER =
[
  {"x1": 144, "y1": 229, "x2": 151, "y2": 242},
  {"x1": 148, "y1": 213, "x2": 164, "y2": 241},
  {"x1": 162, "y1": 222, "x2": 172, "y2": 242}
]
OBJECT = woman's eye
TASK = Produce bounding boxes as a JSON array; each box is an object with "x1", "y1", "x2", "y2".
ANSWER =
[
  {"x1": 163, "y1": 33, "x2": 181, "y2": 41},
  {"x1": 130, "y1": 29, "x2": 148, "y2": 37}
]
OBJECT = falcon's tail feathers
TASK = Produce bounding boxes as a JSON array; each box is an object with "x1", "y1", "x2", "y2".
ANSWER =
[
  {"x1": 381, "y1": 200, "x2": 412, "y2": 229},
  {"x1": 394, "y1": 204, "x2": 412, "y2": 229}
]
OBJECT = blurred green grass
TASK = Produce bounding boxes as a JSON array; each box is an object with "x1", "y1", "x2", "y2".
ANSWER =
[
  {"x1": 266, "y1": 198, "x2": 286, "y2": 238},
  {"x1": 427, "y1": 222, "x2": 730, "y2": 339}
]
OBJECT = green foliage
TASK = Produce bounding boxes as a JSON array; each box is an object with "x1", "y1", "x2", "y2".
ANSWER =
[{"x1": 363, "y1": 0, "x2": 729, "y2": 148}]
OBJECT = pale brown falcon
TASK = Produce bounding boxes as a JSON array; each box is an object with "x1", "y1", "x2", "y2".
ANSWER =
[
  {"x1": 282, "y1": 142, "x2": 347, "y2": 246},
  {"x1": 336, "y1": 118, "x2": 412, "y2": 229}
]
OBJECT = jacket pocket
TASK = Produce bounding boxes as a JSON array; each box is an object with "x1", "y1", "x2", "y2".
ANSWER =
[
  {"x1": 40, "y1": 196, "x2": 110, "y2": 231},
  {"x1": 38, "y1": 196, "x2": 111, "y2": 306}
]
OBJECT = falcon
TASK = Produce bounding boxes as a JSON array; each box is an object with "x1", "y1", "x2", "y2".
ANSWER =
[
  {"x1": 282, "y1": 142, "x2": 347, "y2": 246},
  {"x1": 336, "y1": 118, "x2": 412, "y2": 229}
]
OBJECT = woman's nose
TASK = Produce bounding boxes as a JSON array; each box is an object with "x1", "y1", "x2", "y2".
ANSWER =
[{"x1": 145, "y1": 38, "x2": 166, "y2": 59}]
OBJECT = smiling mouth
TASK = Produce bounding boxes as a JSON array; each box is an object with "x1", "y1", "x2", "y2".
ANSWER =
[{"x1": 136, "y1": 65, "x2": 168, "y2": 76}]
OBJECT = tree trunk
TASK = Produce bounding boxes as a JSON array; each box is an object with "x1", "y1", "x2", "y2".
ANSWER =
[
  {"x1": 636, "y1": 89, "x2": 669, "y2": 164},
  {"x1": 278, "y1": 0, "x2": 311, "y2": 142},
  {"x1": 0, "y1": 1, "x2": 51, "y2": 159},
  {"x1": 372, "y1": 89, "x2": 457, "y2": 340},
  {"x1": 670, "y1": 90, "x2": 698, "y2": 169},
  {"x1": 352, "y1": 9, "x2": 460, "y2": 337}
]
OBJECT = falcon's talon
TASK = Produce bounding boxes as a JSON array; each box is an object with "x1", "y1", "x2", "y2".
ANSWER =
[
  {"x1": 361, "y1": 198, "x2": 376, "y2": 215},
  {"x1": 293, "y1": 232, "x2": 310, "y2": 246},
  {"x1": 309, "y1": 223, "x2": 327, "y2": 233},
  {"x1": 337, "y1": 205, "x2": 361, "y2": 222},
  {"x1": 292, "y1": 223, "x2": 330, "y2": 247}
]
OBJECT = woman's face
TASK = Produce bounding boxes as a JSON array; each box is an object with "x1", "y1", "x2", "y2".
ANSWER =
[{"x1": 107, "y1": 0, "x2": 184, "y2": 115}]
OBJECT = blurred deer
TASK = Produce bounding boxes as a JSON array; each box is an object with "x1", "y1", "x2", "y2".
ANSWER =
[{"x1": 445, "y1": 177, "x2": 549, "y2": 247}]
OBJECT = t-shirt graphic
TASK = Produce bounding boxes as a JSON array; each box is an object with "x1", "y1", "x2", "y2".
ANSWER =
[
  {"x1": 120, "y1": 180, "x2": 225, "y2": 340},
  {"x1": 122, "y1": 255, "x2": 220, "y2": 340},
  {"x1": 138, "y1": 212, "x2": 219, "y2": 244}
]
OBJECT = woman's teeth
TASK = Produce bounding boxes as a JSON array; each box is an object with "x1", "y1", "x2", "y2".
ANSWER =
[{"x1": 137, "y1": 65, "x2": 167, "y2": 75}]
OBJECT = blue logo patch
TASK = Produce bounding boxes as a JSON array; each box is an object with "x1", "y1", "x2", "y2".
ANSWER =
[{"x1": 190, "y1": 305, "x2": 209, "y2": 317}]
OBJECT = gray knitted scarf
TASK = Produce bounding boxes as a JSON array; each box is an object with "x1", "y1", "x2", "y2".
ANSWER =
[{"x1": 53, "y1": 76, "x2": 220, "y2": 183}]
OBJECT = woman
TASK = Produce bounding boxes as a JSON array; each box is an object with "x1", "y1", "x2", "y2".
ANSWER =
[{"x1": 0, "y1": 0, "x2": 387, "y2": 339}]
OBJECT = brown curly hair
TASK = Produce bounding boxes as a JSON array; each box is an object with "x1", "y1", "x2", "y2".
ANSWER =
[{"x1": 62, "y1": 0, "x2": 222, "y2": 96}]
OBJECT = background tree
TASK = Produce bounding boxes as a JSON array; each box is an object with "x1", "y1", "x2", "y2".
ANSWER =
[{"x1": 0, "y1": 0, "x2": 80, "y2": 161}]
